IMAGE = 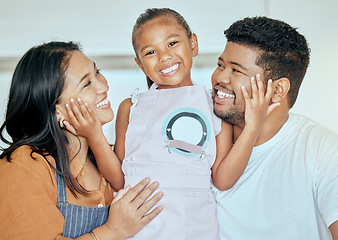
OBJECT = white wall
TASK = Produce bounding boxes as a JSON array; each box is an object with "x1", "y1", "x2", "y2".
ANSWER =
[
  {"x1": 0, "y1": 0, "x2": 268, "y2": 57},
  {"x1": 1, "y1": 0, "x2": 338, "y2": 147}
]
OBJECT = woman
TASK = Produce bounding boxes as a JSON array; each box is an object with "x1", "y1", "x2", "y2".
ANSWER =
[{"x1": 0, "y1": 41, "x2": 163, "y2": 240}]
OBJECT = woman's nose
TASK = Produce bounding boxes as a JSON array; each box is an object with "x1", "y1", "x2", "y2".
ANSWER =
[{"x1": 96, "y1": 75, "x2": 109, "y2": 94}]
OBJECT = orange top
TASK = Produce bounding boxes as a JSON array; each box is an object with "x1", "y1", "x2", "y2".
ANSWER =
[{"x1": 0, "y1": 145, "x2": 115, "y2": 240}]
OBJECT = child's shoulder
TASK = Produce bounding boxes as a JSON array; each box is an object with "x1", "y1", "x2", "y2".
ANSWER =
[
  {"x1": 116, "y1": 97, "x2": 133, "y2": 126},
  {"x1": 118, "y1": 97, "x2": 133, "y2": 113}
]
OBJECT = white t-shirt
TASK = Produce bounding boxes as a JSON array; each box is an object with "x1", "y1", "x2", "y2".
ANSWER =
[{"x1": 213, "y1": 113, "x2": 338, "y2": 240}]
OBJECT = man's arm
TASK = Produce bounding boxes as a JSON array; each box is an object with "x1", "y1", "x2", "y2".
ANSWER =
[{"x1": 330, "y1": 221, "x2": 338, "y2": 239}]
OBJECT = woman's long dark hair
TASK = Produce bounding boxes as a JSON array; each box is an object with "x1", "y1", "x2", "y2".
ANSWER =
[{"x1": 0, "y1": 41, "x2": 90, "y2": 197}]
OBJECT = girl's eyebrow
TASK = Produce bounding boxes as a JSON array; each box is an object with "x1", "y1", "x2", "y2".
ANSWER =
[
  {"x1": 167, "y1": 33, "x2": 180, "y2": 38},
  {"x1": 140, "y1": 45, "x2": 151, "y2": 53},
  {"x1": 140, "y1": 34, "x2": 181, "y2": 53}
]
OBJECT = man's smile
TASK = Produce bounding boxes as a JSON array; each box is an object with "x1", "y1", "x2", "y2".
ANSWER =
[{"x1": 213, "y1": 83, "x2": 235, "y2": 104}]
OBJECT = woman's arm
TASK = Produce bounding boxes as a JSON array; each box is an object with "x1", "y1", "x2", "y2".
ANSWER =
[
  {"x1": 0, "y1": 147, "x2": 163, "y2": 240},
  {"x1": 0, "y1": 148, "x2": 70, "y2": 239}
]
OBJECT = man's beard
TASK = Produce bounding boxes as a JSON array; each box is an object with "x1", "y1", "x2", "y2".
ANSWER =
[{"x1": 213, "y1": 102, "x2": 245, "y2": 126}]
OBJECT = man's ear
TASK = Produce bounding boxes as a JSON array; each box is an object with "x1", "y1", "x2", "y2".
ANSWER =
[
  {"x1": 271, "y1": 77, "x2": 290, "y2": 103},
  {"x1": 190, "y1": 33, "x2": 199, "y2": 57},
  {"x1": 135, "y1": 57, "x2": 146, "y2": 74}
]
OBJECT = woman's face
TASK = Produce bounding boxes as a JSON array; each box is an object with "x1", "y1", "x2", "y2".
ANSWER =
[{"x1": 57, "y1": 50, "x2": 114, "y2": 126}]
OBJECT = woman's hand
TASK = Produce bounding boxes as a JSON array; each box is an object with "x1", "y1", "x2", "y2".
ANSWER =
[{"x1": 105, "y1": 178, "x2": 164, "y2": 239}]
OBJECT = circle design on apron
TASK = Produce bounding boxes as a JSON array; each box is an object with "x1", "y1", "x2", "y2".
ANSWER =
[{"x1": 162, "y1": 107, "x2": 211, "y2": 157}]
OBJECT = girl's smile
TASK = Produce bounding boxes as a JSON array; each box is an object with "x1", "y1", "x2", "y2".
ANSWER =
[
  {"x1": 134, "y1": 16, "x2": 198, "y2": 89},
  {"x1": 159, "y1": 63, "x2": 181, "y2": 76}
]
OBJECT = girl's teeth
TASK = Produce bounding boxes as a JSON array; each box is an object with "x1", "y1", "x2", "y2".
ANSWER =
[
  {"x1": 95, "y1": 99, "x2": 108, "y2": 108},
  {"x1": 161, "y1": 64, "x2": 179, "y2": 74}
]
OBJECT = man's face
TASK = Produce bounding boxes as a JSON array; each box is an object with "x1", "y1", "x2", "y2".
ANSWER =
[{"x1": 212, "y1": 42, "x2": 264, "y2": 126}]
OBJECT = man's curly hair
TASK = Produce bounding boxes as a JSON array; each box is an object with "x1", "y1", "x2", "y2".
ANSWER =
[{"x1": 225, "y1": 16, "x2": 310, "y2": 108}]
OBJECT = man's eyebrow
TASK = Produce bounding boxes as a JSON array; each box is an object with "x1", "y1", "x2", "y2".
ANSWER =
[
  {"x1": 218, "y1": 57, "x2": 248, "y2": 71},
  {"x1": 230, "y1": 61, "x2": 248, "y2": 71}
]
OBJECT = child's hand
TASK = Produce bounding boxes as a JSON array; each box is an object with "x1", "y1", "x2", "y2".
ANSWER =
[
  {"x1": 63, "y1": 98, "x2": 102, "y2": 140},
  {"x1": 241, "y1": 74, "x2": 280, "y2": 130}
]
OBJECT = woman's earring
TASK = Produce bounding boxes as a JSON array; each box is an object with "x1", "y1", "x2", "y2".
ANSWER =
[{"x1": 59, "y1": 119, "x2": 64, "y2": 128}]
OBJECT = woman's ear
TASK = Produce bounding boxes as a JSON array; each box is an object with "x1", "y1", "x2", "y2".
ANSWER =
[
  {"x1": 271, "y1": 77, "x2": 290, "y2": 103},
  {"x1": 55, "y1": 105, "x2": 66, "y2": 128},
  {"x1": 190, "y1": 33, "x2": 199, "y2": 57}
]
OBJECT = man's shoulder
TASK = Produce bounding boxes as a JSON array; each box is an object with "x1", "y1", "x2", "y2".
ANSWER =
[
  {"x1": 289, "y1": 113, "x2": 338, "y2": 145},
  {"x1": 290, "y1": 113, "x2": 335, "y2": 133}
]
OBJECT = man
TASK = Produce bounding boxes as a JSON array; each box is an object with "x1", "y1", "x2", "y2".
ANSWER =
[{"x1": 212, "y1": 16, "x2": 338, "y2": 239}]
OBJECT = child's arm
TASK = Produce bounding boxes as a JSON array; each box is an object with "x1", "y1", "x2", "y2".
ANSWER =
[
  {"x1": 64, "y1": 98, "x2": 124, "y2": 190},
  {"x1": 212, "y1": 74, "x2": 280, "y2": 191},
  {"x1": 113, "y1": 98, "x2": 133, "y2": 162}
]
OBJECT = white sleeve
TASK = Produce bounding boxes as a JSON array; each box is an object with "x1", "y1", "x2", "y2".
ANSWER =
[
  {"x1": 129, "y1": 88, "x2": 140, "y2": 123},
  {"x1": 314, "y1": 129, "x2": 338, "y2": 227}
]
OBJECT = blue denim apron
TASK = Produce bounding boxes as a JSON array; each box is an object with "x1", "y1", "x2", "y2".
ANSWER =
[{"x1": 56, "y1": 172, "x2": 110, "y2": 238}]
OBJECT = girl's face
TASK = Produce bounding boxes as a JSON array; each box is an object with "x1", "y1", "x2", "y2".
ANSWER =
[
  {"x1": 56, "y1": 50, "x2": 114, "y2": 126},
  {"x1": 134, "y1": 16, "x2": 198, "y2": 89}
]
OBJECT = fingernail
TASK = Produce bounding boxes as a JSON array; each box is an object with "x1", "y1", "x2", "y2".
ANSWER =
[
  {"x1": 157, "y1": 192, "x2": 164, "y2": 198},
  {"x1": 143, "y1": 177, "x2": 150, "y2": 183},
  {"x1": 70, "y1": 98, "x2": 74, "y2": 103},
  {"x1": 65, "y1": 104, "x2": 70, "y2": 108},
  {"x1": 251, "y1": 77, "x2": 254, "y2": 81},
  {"x1": 153, "y1": 181, "x2": 159, "y2": 187},
  {"x1": 256, "y1": 74, "x2": 260, "y2": 78},
  {"x1": 84, "y1": 102, "x2": 88, "y2": 106},
  {"x1": 77, "y1": 98, "x2": 81, "y2": 102}
]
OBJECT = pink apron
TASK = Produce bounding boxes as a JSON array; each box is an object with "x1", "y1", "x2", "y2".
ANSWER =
[{"x1": 122, "y1": 83, "x2": 221, "y2": 240}]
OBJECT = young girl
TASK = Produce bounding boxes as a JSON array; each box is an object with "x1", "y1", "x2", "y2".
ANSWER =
[{"x1": 66, "y1": 8, "x2": 279, "y2": 240}]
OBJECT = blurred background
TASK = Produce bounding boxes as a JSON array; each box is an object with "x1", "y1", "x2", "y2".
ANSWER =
[{"x1": 1, "y1": 0, "x2": 337, "y2": 146}]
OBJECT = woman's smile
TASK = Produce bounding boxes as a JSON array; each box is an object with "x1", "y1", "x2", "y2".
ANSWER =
[{"x1": 95, "y1": 97, "x2": 110, "y2": 109}]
